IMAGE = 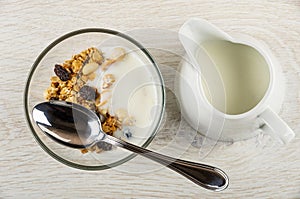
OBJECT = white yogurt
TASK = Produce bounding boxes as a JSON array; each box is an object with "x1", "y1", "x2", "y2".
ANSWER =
[{"x1": 87, "y1": 47, "x2": 162, "y2": 145}]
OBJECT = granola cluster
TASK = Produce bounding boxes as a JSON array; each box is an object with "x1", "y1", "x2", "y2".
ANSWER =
[
  {"x1": 43, "y1": 47, "x2": 102, "y2": 103},
  {"x1": 43, "y1": 46, "x2": 133, "y2": 154},
  {"x1": 101, "y1": 114, "x2": 121, "y2": 136}
]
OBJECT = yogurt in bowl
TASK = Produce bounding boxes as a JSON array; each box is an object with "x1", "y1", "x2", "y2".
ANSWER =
[{"x1": 25, "y1": 29, "x2": 165, "y2": 170}]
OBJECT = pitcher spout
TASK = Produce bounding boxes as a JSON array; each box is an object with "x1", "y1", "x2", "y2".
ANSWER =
[{"x1": 179, "y1": 18, "x2": 232, "y2": 46}]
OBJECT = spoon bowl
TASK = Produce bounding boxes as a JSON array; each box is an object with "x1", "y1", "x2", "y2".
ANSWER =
[
  {"x1": 32, "y1": 100, "x2": 103, "y2": 148},
  {"x1": 32, "y1": 101, "x2": 229, "y2": 191}
]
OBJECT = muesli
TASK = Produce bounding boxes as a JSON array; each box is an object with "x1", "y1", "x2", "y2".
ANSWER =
[{"x1": 44, "y1": 47, "x2": 134, "y2": 153}]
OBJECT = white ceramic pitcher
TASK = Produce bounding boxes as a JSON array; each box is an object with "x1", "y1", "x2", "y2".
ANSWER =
[{"x1": 177, "y1": 18, "x2": 294, "y2": 143}]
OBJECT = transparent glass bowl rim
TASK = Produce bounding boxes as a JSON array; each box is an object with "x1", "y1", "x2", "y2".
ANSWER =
[{"x1": 24, "y1": 28, "x2": 166, "y2": 170}]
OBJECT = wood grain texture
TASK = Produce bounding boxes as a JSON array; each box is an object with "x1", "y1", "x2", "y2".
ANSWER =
[{"x1": 0, "y1": 0, "x2": 299, "y2": 198}]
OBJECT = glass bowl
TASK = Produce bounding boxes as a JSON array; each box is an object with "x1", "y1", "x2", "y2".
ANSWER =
[{"x1": 24, "y1": 28, "x2": 165, "y2": 170}]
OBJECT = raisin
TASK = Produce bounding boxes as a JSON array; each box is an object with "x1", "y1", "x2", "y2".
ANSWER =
[
  {"x1": 96, "y1": 141, "x2": 112, "y2": 151},
  {"x1": 123, "y1": 127, "x2": 132, "y2": 139},
  {"x1": 79, "y1": 85, "x2": 97, "y2": 101},
  {"x1": 54, "y1": 64, "x2": 70, "y2": 81}
]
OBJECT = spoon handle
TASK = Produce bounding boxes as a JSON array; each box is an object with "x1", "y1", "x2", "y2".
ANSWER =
[{"x1": 104, "y1": 135, "x2": 229, "y2": 191}]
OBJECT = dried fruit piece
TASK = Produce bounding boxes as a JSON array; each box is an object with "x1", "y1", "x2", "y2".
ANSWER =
[
  {"x1": 96, "y1": 141, "x2": 112, "y2": 151},
  {"x1": 54, "y1": 64, "x2": 70, "y2": 81},
  {"x1": 123, "y1": 127, "x2": 132, "y2": 139},
  {"x1": 79, "y1": 85, "x2": 98, "y2": 101}
]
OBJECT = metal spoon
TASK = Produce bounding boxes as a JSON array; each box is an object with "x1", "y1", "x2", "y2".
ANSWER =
[{"x1": 32, "y1": 100, "x2": 229, "y2": 191}]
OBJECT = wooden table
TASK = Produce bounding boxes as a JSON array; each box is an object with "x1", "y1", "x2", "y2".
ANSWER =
[{"x1": 1, "y1": 1, "x2": 299, "y2": 198}]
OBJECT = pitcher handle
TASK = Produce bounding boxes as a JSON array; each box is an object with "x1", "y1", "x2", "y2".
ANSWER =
[{"x1": 259, "y1": 107, "x2": 294, "y2": 144}]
